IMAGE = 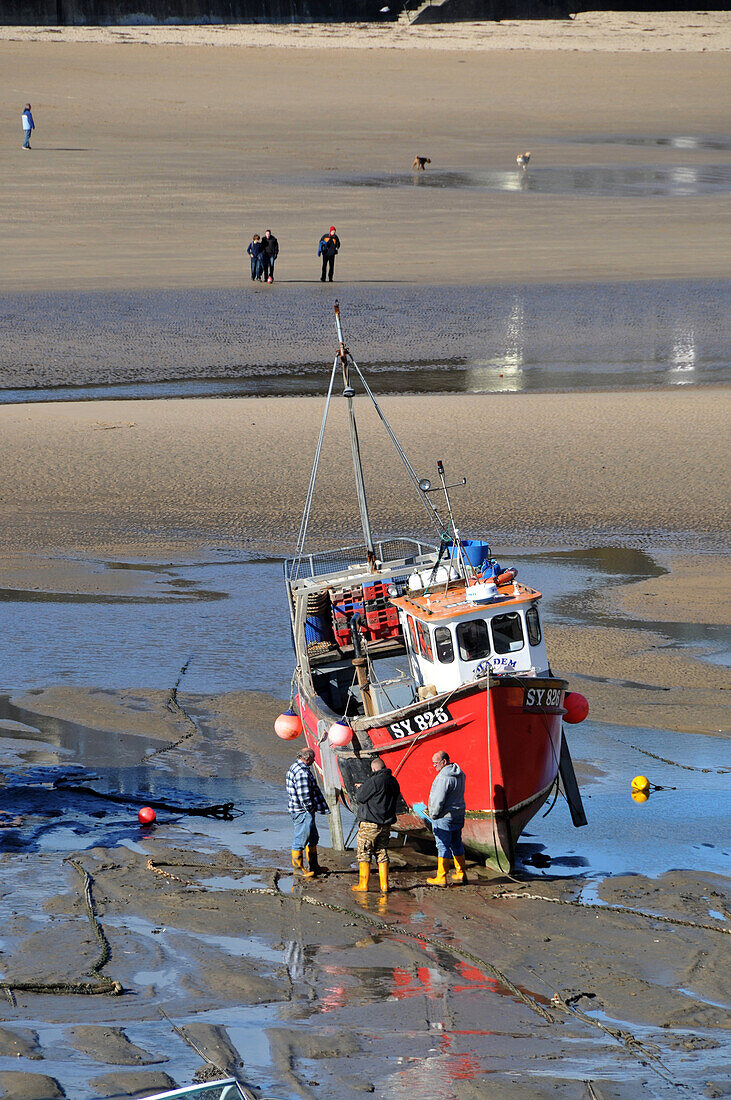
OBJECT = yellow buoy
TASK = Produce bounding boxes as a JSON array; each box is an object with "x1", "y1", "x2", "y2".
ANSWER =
[
  {"x1": 631, "y1": 775, "x2": 650, "y2": 792},
  {"x1": 631, "y1": 790, "x2": 650, "y2": 804}
]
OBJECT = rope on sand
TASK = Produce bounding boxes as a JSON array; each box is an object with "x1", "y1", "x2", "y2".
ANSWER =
[
  {"x1": 0, "y1": 859, "x2": 123, "y2": 998},
  {"x1": 145, "y1": 656, "x2": 199, "y2": 761},
  {"x1": 493, "y1": 889, "x2": 731, "y2": 935},
  {"x1": 146, "y1": 856, "x2": 203, "y2": 889},
  {"x1": 606, "y1": 732, "x2": 729, "y2": 775}
]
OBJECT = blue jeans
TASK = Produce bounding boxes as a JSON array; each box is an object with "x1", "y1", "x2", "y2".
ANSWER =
[
  {"x1": 432, "y1": 816, "x2": 465, "y2": 858},
  {"x1": 23, "y1": 129, "x2": 32, "y2": 148},
  {"x1": 291, "y1": 810, "x2": 319, "y2": 849},
  {"x1": 250, "y1": 256, "x2": 263, "y2": 280}
]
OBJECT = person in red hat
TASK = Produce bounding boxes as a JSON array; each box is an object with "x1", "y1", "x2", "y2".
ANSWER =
[{"x1": 317, "y1": 226, "x2": 341, "y2": 282}]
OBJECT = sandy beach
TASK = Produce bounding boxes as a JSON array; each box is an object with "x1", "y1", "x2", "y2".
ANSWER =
[
  {"x1": 0, "y1": 19, "x2": 729, "y2": 1100},
  {"x1": 1, "y1": 24, "x2": 731, "y2": 293},
  {"x1": 0, "y1": 389, "x2": 728, "y2": 557}
]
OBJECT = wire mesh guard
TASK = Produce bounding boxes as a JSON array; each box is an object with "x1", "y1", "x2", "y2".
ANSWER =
[{"x1": 285, "y1": 537, "x2": 437, "y2": 583}]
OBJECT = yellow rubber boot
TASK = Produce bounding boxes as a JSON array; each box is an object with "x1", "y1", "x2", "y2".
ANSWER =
[
  {"x1": 427, "y1": 857, "x2": 449, "y2": 886},
  {"x1": 378, "y1": 862, "x2": 389, "y2": 894},
  {"x1": 306, "y1": 845, "x2": 328, "y2": 876},
  {"x1": 351, "y1": 862, "x2": 371, "y2": 892},
  {"x1": 450, "y1": 854, "x2": 468, "y2": 884},
  {"x1": 292, "y1": 849, "x2": 315, "y2": 879}
]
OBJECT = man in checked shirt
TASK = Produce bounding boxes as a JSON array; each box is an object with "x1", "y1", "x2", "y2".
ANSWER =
[{"x1": 286, "y1": 748, "x2": 330, "y2": 878}]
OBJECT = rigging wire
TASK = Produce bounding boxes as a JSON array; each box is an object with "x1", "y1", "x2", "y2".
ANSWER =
[
  {"x1": 350, "y1": 357, "x2": 450, "y2": 541},
  {"x1": 290, "y1": 357, "x2": 339, "y2": 581}
]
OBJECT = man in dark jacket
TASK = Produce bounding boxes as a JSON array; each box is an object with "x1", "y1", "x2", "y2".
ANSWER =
[
  {"x1": 352, "y1": 757, "x2": 400, "y2": 894},
  {"x1": 262, "y1": 229, "x2": 279, "y2": 282},
  {"x1": 318, "y1": 226, "x2": 340, "y2": 283}
]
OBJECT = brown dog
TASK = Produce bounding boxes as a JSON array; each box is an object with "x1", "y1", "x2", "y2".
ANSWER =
[{"x1": 412, "y1": 156, "x2": 431, "y2": 171}]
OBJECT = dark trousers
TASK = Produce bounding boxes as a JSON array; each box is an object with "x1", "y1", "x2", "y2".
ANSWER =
[
  {"x1": 263, "y1": 255, "x2": 276, "y2": 280},
  {"x1": 321, "y1": 255, "x2": 335, "y2": 282}
]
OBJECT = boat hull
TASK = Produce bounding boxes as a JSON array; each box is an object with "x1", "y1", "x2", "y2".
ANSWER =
[{"x1": 297, "y1": 675, "x2": 567, "y2": 873}]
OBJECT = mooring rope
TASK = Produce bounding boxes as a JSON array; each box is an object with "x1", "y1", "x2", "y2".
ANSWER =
[
  {"x1": 606, "y1": 731, "x2": 729, "y2": 775},
  {"x1": 0, "y1": 858, "x2": 123, "y2": 998},
  {"x1": 144, "y1": 656, "x2": 200, "y2": 761},
  {"x1": 493, "y1": 889, "x2": 730, "y2": 935}
]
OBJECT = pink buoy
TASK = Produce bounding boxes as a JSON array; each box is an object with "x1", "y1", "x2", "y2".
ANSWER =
[
  {"x1": 138, "y1": 806, "x2": 156, "y2": 825},
  {"x1": 328, "y1": 721, "x2": 353, "y2": 747},
  {"x1": 275, "y1": 710, "x2": 302, "y2": 740},
  {"x1": 563, "y1": 692, "x2": 589, "y2": 724}
]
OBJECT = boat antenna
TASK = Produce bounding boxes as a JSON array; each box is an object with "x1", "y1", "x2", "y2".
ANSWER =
[
  {"x1": 419, "y1": 459, "x2": 473, "y2": 583},
  {"x1": 335, "y1": 301, "x2": 377, "y2": 570},
  {"x1": 436, "y1": 458, "x2": 471, "y2": 576}
]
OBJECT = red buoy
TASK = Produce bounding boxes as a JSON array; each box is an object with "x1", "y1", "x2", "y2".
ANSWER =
[
  {"x1": 328, "y1": 721, "x2": 353, "y2": 747},
  {"x1": 275, "y1": 710, "x2": 302, "y2": 740},
  {"x1": 563, "y1": 692, "x2": 589, "y2": 724},
  {"x1": 138, "y1": 806, "x2": 156, "y2": 825}
]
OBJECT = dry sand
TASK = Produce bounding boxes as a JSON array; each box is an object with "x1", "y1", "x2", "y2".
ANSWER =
[
  {"x1": 2, "y1": 14, "x2": 730, "y2": 52},
  {"x1": 1, "y1": 28, "x2": 730, "y2": 292},
  {"x1": 0, "y1": 390, "x2": 726, "y2": 556}
]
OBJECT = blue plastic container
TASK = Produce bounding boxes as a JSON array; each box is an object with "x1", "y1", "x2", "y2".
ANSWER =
[
  {"x1": 451, "y1": 539, "x2": 492, "y2": 572},
  {"x1": 305, "y1": 612, "x2": 333, "y2": 645}
]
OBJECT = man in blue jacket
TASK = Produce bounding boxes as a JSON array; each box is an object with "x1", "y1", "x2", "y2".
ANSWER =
[
  {"x1": 426, "y1": 750, "x2": 468, "y2": 886},
  {"x1": 22, "y1": 104, "x2": 34, "y2": 150}
]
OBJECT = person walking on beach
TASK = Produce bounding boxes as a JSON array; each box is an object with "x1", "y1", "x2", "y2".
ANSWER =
[
  {"x1": 247, "y1": 233, "x2": 265, "y2": 281},
  {"x1": 21, "y1": 104, "x2": 34, "y2": 150},
  {"x1": 318, "y1": 226, "x2": 340, "y2": 282},
  {"x1": 262, "y1": 229, "x2": 279, "y2": 283},
  {"x1": 286, "y1": 748, "x2": 330, "y2": 878},
  {"x1": 352, "y1": 757, "x2": 401, "y2": 895},
  {"x1": 420, "y1": 750, "x2": 468, "y2": 886}
]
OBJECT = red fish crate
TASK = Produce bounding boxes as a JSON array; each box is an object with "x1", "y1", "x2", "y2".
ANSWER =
[
  {"x1": 331, "y1": 586, "x2": 364, "y2": 647},
  {"x1": 364, "y1": 603, "x2": 401, "y2": 641},
  {"x1": 362, "y1": 581, "x2": 390, "y2": 603}
]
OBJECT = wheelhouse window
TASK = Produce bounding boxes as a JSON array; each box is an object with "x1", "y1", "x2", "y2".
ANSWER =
[
  {"x1": 491, "y1": 612, "x2": 525, "y2": 654},
  {"x1": 415, "y1": 620, "x2": 433, "y2": 662},
  {"x1": 434, "y1": 626, "x2": 455, "y2": 664},
  {"x1": 456, "y1": 618, "x2": 490, "y2": 661},
  {"x1": 407, "y1": 615, "x2": 419, "y2": 653},
  {"x1": 526, "y1": 605, "x2": 542, "y2": 646}
]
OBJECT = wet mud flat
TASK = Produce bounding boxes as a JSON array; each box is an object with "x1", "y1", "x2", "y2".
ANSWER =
[
  {"x1": 0, "y1": 690, "x2": 729, "y2": 1100},
  {"x1": 0, "y1": 279, "x2": 728, "y2": 395},
  {"x1": 0, "y1": 546, "x2": 729, "y2": 1099}
]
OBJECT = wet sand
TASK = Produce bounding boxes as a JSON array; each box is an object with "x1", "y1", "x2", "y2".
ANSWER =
[{"x1": 0, "y1": 682, "x2": 729, "y2": 1098}]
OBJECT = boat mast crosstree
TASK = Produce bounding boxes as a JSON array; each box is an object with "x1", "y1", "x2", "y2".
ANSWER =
[{"x1": 283, "y1": 303, "x2": 588, "y2": 872}]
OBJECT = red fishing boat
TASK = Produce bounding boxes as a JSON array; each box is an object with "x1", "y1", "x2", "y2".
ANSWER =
[{"x1": 282, "y1": 304, "x2": 587, "y2": 872}]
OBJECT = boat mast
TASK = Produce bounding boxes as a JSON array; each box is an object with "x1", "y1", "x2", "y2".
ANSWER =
[{"x1": 334, "y1": 301, "x2": 377, "y2": 571}]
